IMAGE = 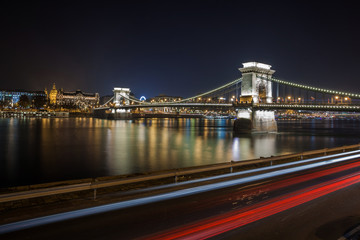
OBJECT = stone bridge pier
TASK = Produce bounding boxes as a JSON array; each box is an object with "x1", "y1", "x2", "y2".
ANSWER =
[
  {"x1": 234, "y1": 108, "x2": 277, "y2": 133},
  {"x1": 234, "y1": 62, "x2": 277, "y2": 133}
]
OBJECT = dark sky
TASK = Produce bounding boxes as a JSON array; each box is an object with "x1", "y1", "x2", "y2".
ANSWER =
[{"x1": 1, "y1": 1, "x2": 359, "y2": 98}]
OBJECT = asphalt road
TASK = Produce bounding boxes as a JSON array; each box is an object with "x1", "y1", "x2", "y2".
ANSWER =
[{"x1": 2, "y1": 159, "x2": 360, "y2": 240}]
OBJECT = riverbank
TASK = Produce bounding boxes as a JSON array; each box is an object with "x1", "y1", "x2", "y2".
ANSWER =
[
  {"x1": 1, "y1": 143, "x2": 359, "y2": 219},
  {"x1": 0, "y1": 111, "x2": 69, "y2": 118},
  {"x1": 1, "y1": 144, "x2": 360, "y2": 228},
  {"x1": 0, "y1": 111, "x2": 95, "y2": 118},
  {"x1": 2, "y1": 110, "x2": 360, "y2": 120}
]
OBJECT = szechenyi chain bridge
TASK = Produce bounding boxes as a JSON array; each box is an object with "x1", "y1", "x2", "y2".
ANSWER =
[{"x1": 94, "y1": 62, "x2": 360, "y2": 132}]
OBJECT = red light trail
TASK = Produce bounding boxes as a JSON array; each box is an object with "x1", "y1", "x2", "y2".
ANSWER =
[
  {"x1": 184, "y1": 160, "x2": 360, "y2": 214},
  {"x1": 143, "y1": 162, "x2": 360, "y2": 240}
]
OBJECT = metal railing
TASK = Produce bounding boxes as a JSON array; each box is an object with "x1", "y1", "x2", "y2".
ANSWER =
[{"x1": 1, "y1": 143, "x2": 360, "y2": 203}]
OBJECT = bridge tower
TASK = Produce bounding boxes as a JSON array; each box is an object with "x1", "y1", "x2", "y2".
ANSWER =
[
  {"x1": 235, "y1": 62, "x2": 277, "y2": 133},
  {"x1": 113, "y1": 88, "x2": 131, "y2": 107},
  {"x1": 239, "y1": 62, "x2": 275, "y2": 104},
  {"x1": 110, "y1": 87, "x2": 132, "y2": 119}
]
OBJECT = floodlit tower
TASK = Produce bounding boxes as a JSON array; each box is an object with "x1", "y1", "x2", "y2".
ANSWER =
[
  {"x1": 49, "y1": 83, "x2": 58, "y2": 105},
  {"x1": 239, "y1": 62, "x2": 275, "y2": 104}
]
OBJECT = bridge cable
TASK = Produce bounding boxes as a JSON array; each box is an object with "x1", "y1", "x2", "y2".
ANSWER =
[{"x1": 257, "y1": 75, "x2": 360, "y2": 99}]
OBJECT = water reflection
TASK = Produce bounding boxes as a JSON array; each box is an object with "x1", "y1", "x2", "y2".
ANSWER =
[{"x1": 1, "y1": 118, "x2": 360, "y2": 187}]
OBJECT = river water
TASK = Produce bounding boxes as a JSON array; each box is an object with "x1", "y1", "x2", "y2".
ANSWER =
[{"x1": 1, "y1": 117, "x2": 360, "y2": 188}]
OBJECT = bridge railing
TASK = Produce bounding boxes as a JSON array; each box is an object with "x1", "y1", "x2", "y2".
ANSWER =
[
  {"x1": 1, "y1": 143, "x2": 360, "y2": 203},
  {"x1": 253, "y1": 103, "x2": 360, "y2": 112}
]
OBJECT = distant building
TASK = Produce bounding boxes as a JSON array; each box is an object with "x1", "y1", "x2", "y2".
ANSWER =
[
  {"x1": 45, "y1": 83, "x2": 99, "y2": 109},
  {"x1": 49, "y1": 83, "x2": 58, "y2": 105},
  {"x1": 148, "y1": 94, "x2": 183, "y2": 103},
  {"x1": 57, "y1": 89, "x2": 99, "y2": 109},
  {"x1": 0, "y1": 89, "x2": 46, "y2": 106}
]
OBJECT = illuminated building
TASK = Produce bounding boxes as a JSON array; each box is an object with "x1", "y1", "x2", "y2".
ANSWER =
[
  {"x1": 46, "y1": 83, "x2": 99, "y2": 109},
  {"x1": 49, "y1": 83, "x2": 58, "y2": 105},
  {"x1": 57, "y1": 89, "x2": 99, "y2": 109},
  {"x1": 0, "y1": 89, "x2": 46, "y2": 106}
]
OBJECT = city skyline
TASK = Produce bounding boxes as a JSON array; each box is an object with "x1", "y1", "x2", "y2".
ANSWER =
[{"x1": 1, "y1": 1, "x2": 359, "y2": 98}]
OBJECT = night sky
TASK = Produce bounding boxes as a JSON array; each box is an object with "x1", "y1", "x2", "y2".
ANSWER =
[{"x1": 1, "y1": 1, "x2": 359, "y2": 98}]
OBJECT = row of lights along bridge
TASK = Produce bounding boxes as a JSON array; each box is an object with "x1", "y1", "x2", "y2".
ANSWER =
[{"x1": 134, "y1": 96, "x2": 352, "y2": 104}]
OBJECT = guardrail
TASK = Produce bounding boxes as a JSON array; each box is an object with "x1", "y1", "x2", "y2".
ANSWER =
[{"x1": 1, "y1": 143, "x2": 360, "y2": 203}]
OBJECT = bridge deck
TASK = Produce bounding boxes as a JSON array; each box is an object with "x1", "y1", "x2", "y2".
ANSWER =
[{"x1": 95, "y1": 102, "x2": 360, "y2": 113}]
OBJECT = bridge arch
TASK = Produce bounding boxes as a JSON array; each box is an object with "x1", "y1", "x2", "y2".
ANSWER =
[{"x1": 258, "y1": 81, "x2": 267, "y2": 103}]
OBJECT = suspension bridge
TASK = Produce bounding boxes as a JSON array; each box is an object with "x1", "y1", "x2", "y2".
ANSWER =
[{"x1": 94, "y1": 62, "x2": 360, "y2": 132}]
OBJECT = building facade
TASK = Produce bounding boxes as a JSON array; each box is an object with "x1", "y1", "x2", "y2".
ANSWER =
[
  {"x1": 45, "y1": 83, "x2": 99, "y2": 109},
  {"x1": 56, "y1": 89, "x2": 99, "y2": 109},
  {"x1": 48, "y1": 83, "x2": 58, "y2": 105},
  {"x1": 0, "y1": 90, "x2": 46, "y2": 106}
]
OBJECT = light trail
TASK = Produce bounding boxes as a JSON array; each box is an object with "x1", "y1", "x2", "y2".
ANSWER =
[
  {"x1": 144, "y1": 171, "x2": 360, "y2": 240},
  {"x1": 190, "y1": 159, "x2": 360, "y2": 212},
  {"x1": 112, "y1": 149, "x2": 360, "y2": 198},
  {"x1": 1, "y1": 153, "x2": 360, "y2": 235}
]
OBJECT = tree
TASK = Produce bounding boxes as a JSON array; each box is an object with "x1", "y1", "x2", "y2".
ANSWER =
[
  {"x1": 0, "y1": 100, "x2": 5, "y2": 109},
  {"x1": 33, "y1": 95, "x2": 47, "y2": 109},
  {"x1": 18, "y1": 95, "x2": 31, "y2": 108}
]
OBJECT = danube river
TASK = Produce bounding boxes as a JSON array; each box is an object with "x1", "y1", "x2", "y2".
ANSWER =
[{"x1": 1, "y1": 117, "x2": 360, "y2": 188}]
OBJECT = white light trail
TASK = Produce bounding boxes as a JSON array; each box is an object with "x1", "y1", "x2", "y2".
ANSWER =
[{"x1": 1, "y1": 151, "x2": 360, "y2": 235}]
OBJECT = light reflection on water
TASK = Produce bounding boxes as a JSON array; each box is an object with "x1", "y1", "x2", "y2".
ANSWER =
[{"x1": 0, "y1": 118, "x2": 360, "y2": 188}]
